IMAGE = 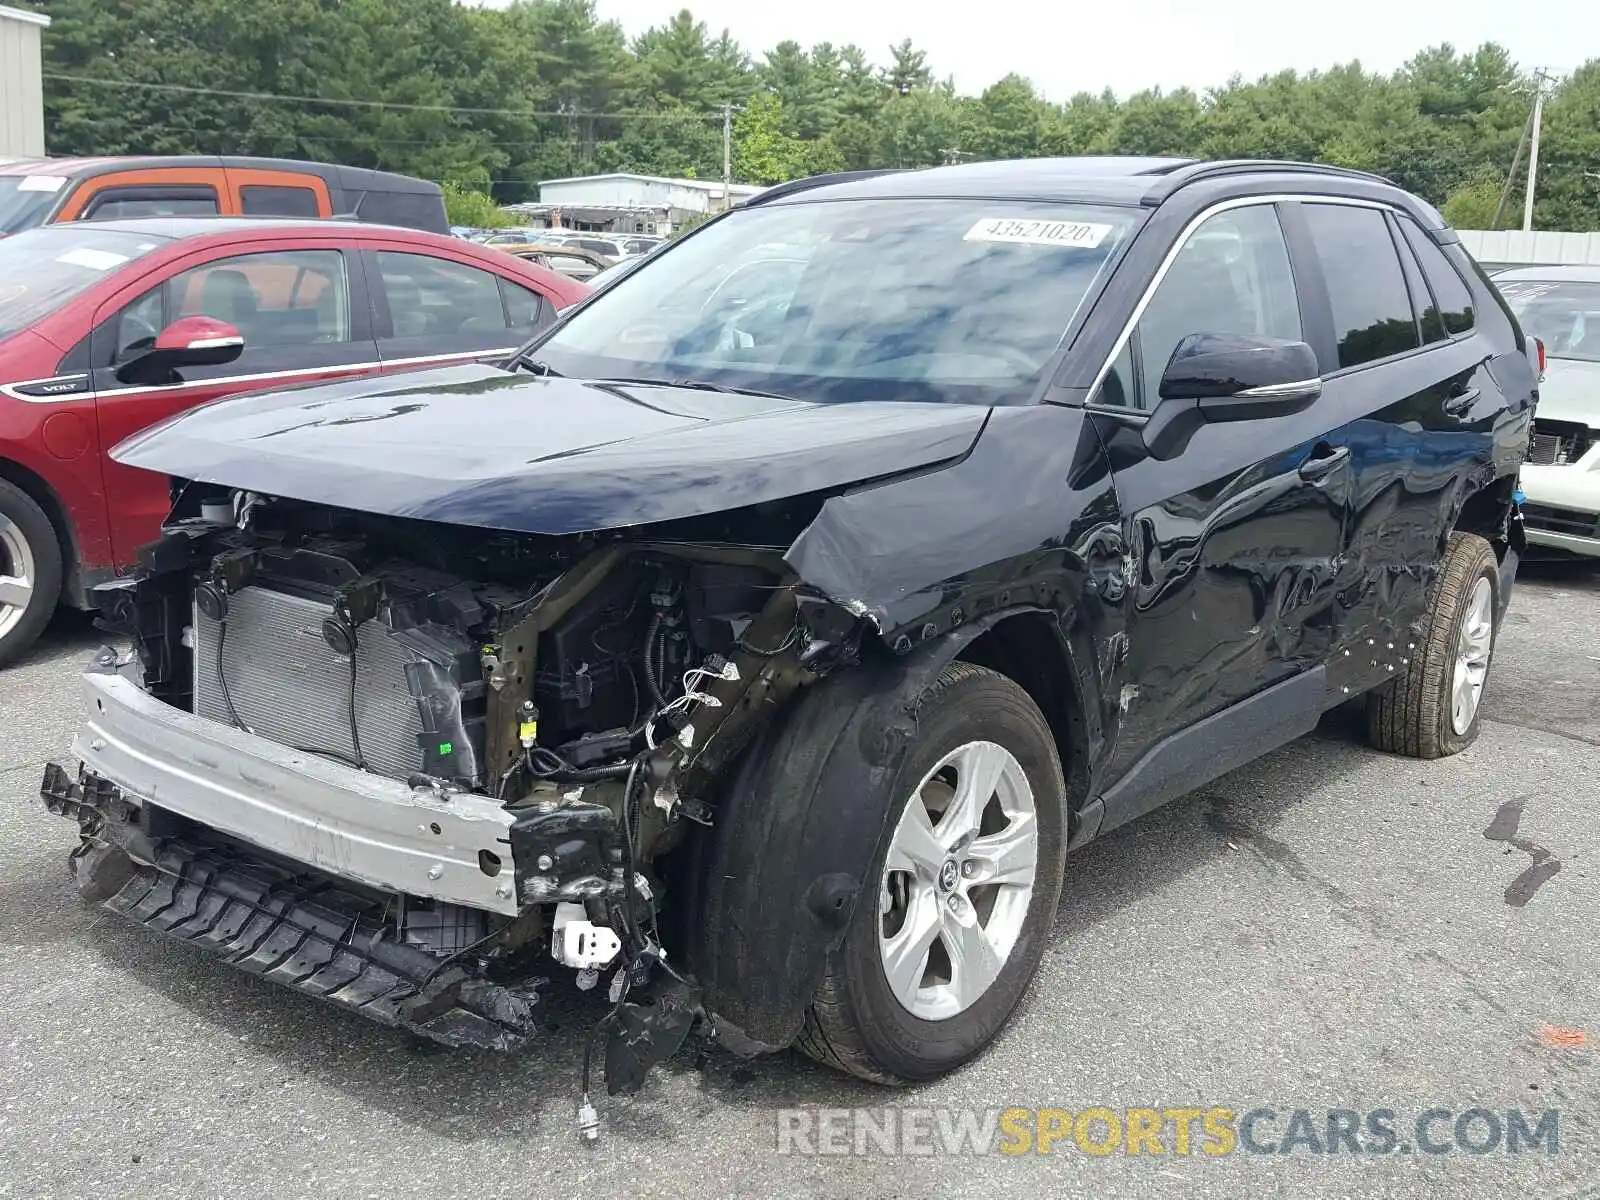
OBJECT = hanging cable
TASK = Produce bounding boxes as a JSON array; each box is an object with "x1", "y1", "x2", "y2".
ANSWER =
[
  {"x1": 214, "y1": 620, "x2": 253, "y2": 734},
  {"x1": 346, "y1": 628, "x2": 369, "y2": 772}
]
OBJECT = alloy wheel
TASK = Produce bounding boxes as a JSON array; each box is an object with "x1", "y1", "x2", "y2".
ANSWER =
[
  {"x1": 1450, "y1": 575, "x2": 1494, "y2": 735},
  {"x1": 878, "y1": 740, "x2": 1038, "y2": 1021},
  {"x1": 0, "y1": 513, "x2": 35, "y2": 641}
]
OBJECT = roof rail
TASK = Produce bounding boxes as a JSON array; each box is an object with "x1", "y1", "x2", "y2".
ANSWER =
[
  {"x1": 744, "y1": 169, "x2": 906, "y2": 207},
  {"x1": 1142, "y1": 159, "x2": 1395, "y2": 204}
]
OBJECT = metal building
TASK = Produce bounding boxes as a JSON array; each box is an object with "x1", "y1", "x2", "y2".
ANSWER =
[
  {"x1": 0, "y1": 4, "x2": 49, "y2": 159},
  {"x1": 509, "y1": 173, "x2": 766, "y2": 235},
  {"x1": 1458, "y1": 229, "x2": 1600, "y2": 272}
]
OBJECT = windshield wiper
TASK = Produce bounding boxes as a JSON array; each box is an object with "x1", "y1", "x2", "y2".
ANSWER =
[
  {"x1": 595, "y1": 376, "x2": 796, "y2": 401},
  {"x1": 506, "y1": 349, "x2": 561, "y2": 376}
]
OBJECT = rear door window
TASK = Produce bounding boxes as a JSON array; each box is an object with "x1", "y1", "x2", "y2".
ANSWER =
[
  {"x1": 240, "y1": 185, "x2": 321, "y2": 218},
  {"x1": 1302, "y1": 204, "x2": 1421, "y2": 369},
  {"x1": 374, "y1": 251, "x2": 510, "y2": 337}
]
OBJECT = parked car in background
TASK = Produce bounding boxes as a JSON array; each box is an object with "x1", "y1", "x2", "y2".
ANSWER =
[
  {"x1": 43, "y1": 158, "x2": 1534, "y2": 1093},
  {"x1": 478, "y1": 229, "x2": 543, "y2": 247},
  {"x1": 0, "y1": 217, "x2": 588, "y2": 665},
  {"x1": 537, "y1": 231, "x2": 629, "y2": 261},
  {"x1": 495, "y1": 243, "x2": 611, "y2": 281},
  {"x1": 615, "y1": 234, "x2": 665, "y2": 256},
  {"x1": 0, "y1": 157, "x2": 450, "y2": 235},
  {"x1": 1495, "y1": 265, "x2": 1600, "y2": 557}
]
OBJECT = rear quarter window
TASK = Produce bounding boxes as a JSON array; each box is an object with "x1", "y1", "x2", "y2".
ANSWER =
[
  {"x1": 1397, "y1": 220, "x2": 1475, "y2": 337},
  {"x1": 354, "y1": 191, "x2": 448, "y2": 233}
]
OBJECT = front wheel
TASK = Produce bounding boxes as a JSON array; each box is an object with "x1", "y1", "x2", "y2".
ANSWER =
[
  {"x1": 1366, "y1": 532, "x2": 1500, "y2": 758},
  {"x1": 798, "y1": 662, "x2": 1067, "y2": 1083},
  {"x1": 0, "y1": 479, "x2": 62, "y2": 669}
]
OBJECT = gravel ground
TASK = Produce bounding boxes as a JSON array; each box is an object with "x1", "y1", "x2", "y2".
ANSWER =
[{"x1": 1, "y1": 560, "x2": 1596, "y2": 1199}]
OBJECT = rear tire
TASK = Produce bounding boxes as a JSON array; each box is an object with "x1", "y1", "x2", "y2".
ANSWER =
[
  {"x1": 1365, "y1": 532, "x2": 1499, "y2": 758},
  {"x1": 797, "y1": 662, "x2": 1067, "y2": 1084},
  {"x1": 0, "y1": 479, "x2": 62, "y2": 669}
]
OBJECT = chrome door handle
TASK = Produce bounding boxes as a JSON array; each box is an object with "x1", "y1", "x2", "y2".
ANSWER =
[{"x1": 1299, "y1": 444, "x2": 1350, "y2": 481}]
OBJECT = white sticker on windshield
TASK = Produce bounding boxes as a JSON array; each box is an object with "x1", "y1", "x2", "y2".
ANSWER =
[
  {"x1": 18, "y1": 175, "x2": 68, "y2": 193},
  {"x1": 964, "y1": 217, "x2": 1113, "y2": 249},
  {"x1": 57, "y1": 247, "x2": 129, "y2": 271}
]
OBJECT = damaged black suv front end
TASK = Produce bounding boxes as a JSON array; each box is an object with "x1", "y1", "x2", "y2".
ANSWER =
[{"x1": 45, "y1": 479, "x2": 880, "y2": 1069}]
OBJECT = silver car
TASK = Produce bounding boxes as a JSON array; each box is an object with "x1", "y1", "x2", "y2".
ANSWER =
[{"x1": 1497, "y1": 265, "x2": 1600, "y2": 557}]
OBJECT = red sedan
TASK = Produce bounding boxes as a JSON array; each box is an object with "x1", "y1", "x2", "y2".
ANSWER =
[{"x1": 0, "y1": 217, "x2": 589, "y2": 665}]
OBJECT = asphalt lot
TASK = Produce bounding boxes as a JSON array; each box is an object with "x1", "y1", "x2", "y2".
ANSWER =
[{"x1": 2, "y1": 560, "x2": 1597, "y2": 1199}]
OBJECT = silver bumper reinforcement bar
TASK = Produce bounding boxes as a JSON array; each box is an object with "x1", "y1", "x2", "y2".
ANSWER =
[{"x1": 70, "y1": 668, "x2": 521, "y2": 915}]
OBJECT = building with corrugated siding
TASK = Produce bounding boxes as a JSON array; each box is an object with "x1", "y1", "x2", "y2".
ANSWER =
[
  {"x1": 0, "y1": 4, "x2": 49, "y2": 159},
  {"x1": 1458, "y1": 229, "x2": 1600, "y2": 272}
]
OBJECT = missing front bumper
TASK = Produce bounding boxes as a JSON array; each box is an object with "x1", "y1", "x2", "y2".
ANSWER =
[{"x1": 42, "y1": 762, "x2": 544, "y2": 1051}]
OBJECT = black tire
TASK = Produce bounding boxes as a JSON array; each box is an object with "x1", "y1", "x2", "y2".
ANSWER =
[
  {"x1": 1365, "y1": 531, "x2": 1499, "y2": 759},
  {"x1": 0, "y1": 478, "x2": 62, "y2": 669},
  {"x1": 796, "y1": 661, "x2": 1067, "y2": 1084}
]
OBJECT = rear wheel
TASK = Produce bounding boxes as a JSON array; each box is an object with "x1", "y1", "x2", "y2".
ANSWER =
[
  {"x1": 0, "y1": 479, "x2": 62, "y2": 669},
  {"x1": 1366, "y1": 532, "x2": 1499, "y2": 758},
  {"x1": 797, "y1": 662, "x2": 1067, "y2": 1083}
]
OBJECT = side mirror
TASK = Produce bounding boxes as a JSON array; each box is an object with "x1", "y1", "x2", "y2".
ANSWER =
[
  {"x1": 1158, "y1": 333, "x2": 1322, "y2": 408},
  {"x1": 117, "y1": 316, "x2": 244, "y2": 384},
  {"x1": 1144, "y1": 333, "x2": 1322, "y2": 459}
]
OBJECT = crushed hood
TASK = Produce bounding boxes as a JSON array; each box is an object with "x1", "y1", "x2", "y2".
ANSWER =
[
  {"x1": 111, "y1": 364, "x2": 989, "y2": 535},
  {"x1": 1536, "y1": 358, "x2": 1600, "y2": 427}
]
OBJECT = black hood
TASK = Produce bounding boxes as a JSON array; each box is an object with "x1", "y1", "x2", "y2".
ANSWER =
[{"x1": 111, "y1": 364, "x2": 989, "y2": 535}]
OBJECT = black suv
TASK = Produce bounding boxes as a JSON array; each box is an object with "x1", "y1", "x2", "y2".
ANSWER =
[{"x1": 47, "y1": 158, "x2": 1535, "y2": 1094}]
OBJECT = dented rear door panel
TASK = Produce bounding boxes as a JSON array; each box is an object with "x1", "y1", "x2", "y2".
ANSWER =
[{"x1": 1317, "y1": 340, "x2": 1518, "y2": 697}]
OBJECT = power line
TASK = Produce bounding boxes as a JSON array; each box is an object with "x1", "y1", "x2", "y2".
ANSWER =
[{"x1": 41, "y1": 71, "x2": 724, "y2": 121}]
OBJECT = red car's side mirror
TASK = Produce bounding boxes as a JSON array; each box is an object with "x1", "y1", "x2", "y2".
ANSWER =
[
  {"x1": 153, "y1": 316, "x2": 245, "y2": 364},
  {"x1": 117, "y1": 316, "x2": 245, "y2": 384}
]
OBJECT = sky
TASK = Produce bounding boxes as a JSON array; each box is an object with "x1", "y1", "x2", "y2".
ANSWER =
[{"x1": 589, "y1": 0, "x2": 1593, "y2": 100}]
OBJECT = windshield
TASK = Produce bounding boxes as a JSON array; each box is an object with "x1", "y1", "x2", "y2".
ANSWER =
[
  {"x1": 1497, "y1": 279, "x2": 1600, "y2": 362},
  {"x1": 533, "y1": 198, "x2": 1139, "y2": 404},
  {"x1": 0, "y1": 227, "x2": 166, "y2": 340},
  {"x1": 0, "y1": 175, "x2": 70, "y2": 235}
]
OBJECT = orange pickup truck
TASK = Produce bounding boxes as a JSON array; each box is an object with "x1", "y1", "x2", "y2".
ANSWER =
[{"x1": 0, "y1": 155, "x2": 449, "y2": 235}]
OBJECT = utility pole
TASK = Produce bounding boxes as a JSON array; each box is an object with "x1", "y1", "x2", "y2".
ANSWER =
[
  {"x1": 722, "y1": 102, "x2": 732, "y2": 210},
  {"x1": 1522, "y1": 69, "x2": 1550, "y2": 232},
  {"x1": 1492, "y1": 103, "x2": 1533, "y2": 229}
]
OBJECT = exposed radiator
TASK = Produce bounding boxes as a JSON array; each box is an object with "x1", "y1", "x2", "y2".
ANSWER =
[{"x1": 193, "y1": 585, "x2": 429, "y2": 780}]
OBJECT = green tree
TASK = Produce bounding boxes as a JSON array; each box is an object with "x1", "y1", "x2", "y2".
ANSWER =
[
  {"x1": 964, "y1": 75, "x2": 1052, "y2": 160},
  {"x1": 884, "y1": 38, "x2": 931, "y2": 95},
  {"x1": 632, "y1": 10, "x2": 716, "y2": 106},
  {"x1": 442, "y1": 179, "x2": 516, "y2": 228},
  {"x1": 732, "y1": 91, "x2": 808, "y2": 184},
  {"x1": 27, "y1": 5, "x2": 1600, "y2": 230},
  {"x1": 1441, "y1": 176, "x2": 1509, "y2": 229}
]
